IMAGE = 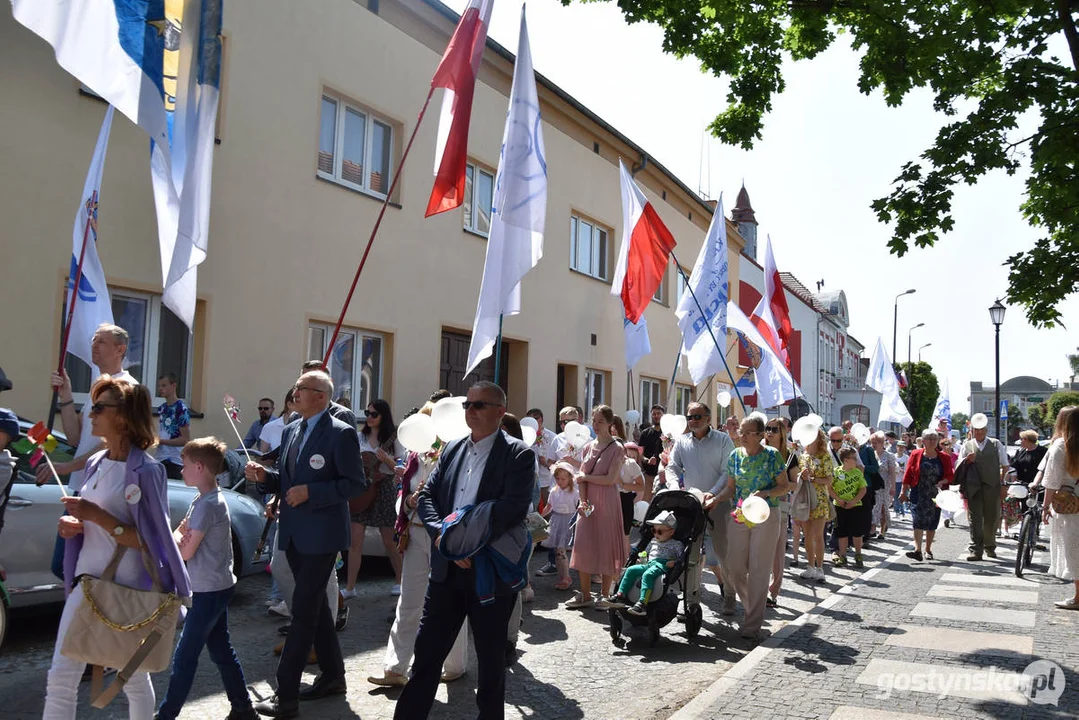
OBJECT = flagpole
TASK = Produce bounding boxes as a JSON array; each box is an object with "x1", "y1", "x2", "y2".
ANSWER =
[
  {"x1": 670, "y1": 253, "x2": 747, "y2": 414},
  {"x1": 322, "y1": 87, "x2": 437, "y2": 369},
  {"x1": 493, "y1": 313, "x2": 504, "y2": 385},
  {"x1": 665, "y1": 347, "x2": 681, "y2": 407},
  {"x1": 48, "y1": 193, "x2": 96, "y2": 431}
]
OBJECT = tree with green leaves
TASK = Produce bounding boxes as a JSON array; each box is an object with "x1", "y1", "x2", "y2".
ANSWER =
[
  {"x1": 1027, "y1": 403, "x2": 1051, "y2": 436},
  {"x1": 1006, "y1": 407, "x2": 1026, "y2": 443},
  {"x1": 1068, "y1": 353, "x2": 1079, "y2": 387},
  {"x1": 587, "y1": 0, "x2": 1079, "y2": 326},
  {"x1": 952, "y1": 411, "x2": 970, "y2": 436},
  {"x1": 1046, "y1": 391, "x2": 1079, "y2": 428},
  {"x1": 897, "y1": 361, "x2": 940, "y2": 430}
]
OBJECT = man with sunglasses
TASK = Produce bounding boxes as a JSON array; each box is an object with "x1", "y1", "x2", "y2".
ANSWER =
[
  {"x1": 664, "y1": 402, "x2": 737, "y2": 615},
  {"x1": 395, "y1": 382, "x2": 534, "y2": 720},
  {"x1": 637, "y1": 404, "x2": 666, "y2": 497},
  {"x1": 243, "y1": 398, "x2": 276, "y2": 449}
]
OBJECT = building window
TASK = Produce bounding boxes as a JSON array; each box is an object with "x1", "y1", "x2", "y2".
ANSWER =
[
  {"x1": 639, "y1": 378, "x2": 662, "y2": 413},
  {"x1": 464, "y1": 163, "x2": 494, "y2": 235},
  {"x1": 64, "y1": 288, "x2": 193, "y2": 405},
  {"x1": 570, "y1": 214, "x2": 610, "y2": 281},
  {"x1": 674, "y1": 384, "x2": 693, "y2": 416},
  {"x1": 584, "y1": 368, "x2": 607, "y2": 413},
  {"x1": 676, "y1": 268, "x2": 689, "y2": 304},
  {"x1": 318, "y1": 94, "x2": 393, "y2": 197},
  {"x1": 652, "y1": 269, "x2": 667, "y2": 305},
  {"x1": 307, "y1": 322, "x2": 384, "y2": 414}
]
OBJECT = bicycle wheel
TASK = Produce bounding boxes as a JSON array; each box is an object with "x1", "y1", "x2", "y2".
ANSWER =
[
  {"x1": 1023, "y1": 514, "x2": 1038, "y2": 569},
  {"x1": 1015, "y1": 514, "x2": 1033, "y2": 578}
]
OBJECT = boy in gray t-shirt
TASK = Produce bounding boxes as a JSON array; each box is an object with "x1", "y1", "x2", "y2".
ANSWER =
[{"x1": 157, "y1": 438, "x2": 256, "y2": 720}]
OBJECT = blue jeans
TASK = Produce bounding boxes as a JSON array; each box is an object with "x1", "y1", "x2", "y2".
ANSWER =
[{"x1": 157, "y1": 587, "x2": 251, "y2": 719}]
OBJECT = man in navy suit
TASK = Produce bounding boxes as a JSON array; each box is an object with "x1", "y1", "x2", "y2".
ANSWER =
[
  {"x1": 245, "y1": 370, "x2": 365, "y2": 718},
  {"x1": 394, "y1": 381, "x2": 534, "y2": 720}
]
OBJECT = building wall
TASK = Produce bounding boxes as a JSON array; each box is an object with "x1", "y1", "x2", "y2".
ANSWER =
[{"x1": 0, "y1": 0, "x2": 744, "y2": 439}]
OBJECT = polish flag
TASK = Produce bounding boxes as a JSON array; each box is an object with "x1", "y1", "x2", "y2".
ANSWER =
[
  {"x1": 750, "y1": 236, "x2": 793, "y2": 366},
  {"x1": 611, "y1": 159, "x2": 677, "y2": 323},
  {"x1": 425, "y1": 0, "x2": 493, "y2": 218}
]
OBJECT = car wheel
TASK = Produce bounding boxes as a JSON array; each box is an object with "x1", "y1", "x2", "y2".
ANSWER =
[{"x1": 232, "y1": 534, "x2": 244, "y2": 581}]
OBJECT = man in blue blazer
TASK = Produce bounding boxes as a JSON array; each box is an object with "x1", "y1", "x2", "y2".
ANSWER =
[
  {"x1": 245, "y1": 370, "x2": 365, "y2": 718},
  {"x1": 394, "y1": 381, "x2": 534, "y2": 720}
]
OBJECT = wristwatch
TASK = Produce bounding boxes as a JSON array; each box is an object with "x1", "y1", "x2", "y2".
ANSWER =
[{"x1": 112, "y1": 524, "x2": 125, "y2": 537}]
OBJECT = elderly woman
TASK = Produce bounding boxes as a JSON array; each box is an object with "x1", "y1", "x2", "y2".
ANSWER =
[
  {"x1": 870, "y1": 432, "x2": 898, "y2": 539},
  {"x1": 1042, "y1": 407, "x2": 1079, "y2": 609},
  {"x1": 45, "y1": 376, "x2": 190, "y2": 718},
  {"x1": 1013, "y1": 430, "x2": 1048, "y2": 487},
  {"x1": 721, "y1": 415, "x2": 789, "y2": 640},
  {"x1": 900, "y1": 430, "x2": 955, "y2": 561}
]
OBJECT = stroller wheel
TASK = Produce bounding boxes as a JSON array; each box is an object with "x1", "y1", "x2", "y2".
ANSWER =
[
  {"x1": 685, "y1": 604, "x2": 703, "y2": 639},
  {"x1": 609, "y1": 609, "x2": 622, "y2": 644}
]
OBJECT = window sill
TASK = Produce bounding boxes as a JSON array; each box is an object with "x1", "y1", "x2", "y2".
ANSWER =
[
  {"x1": 568, "y1": 267, "x2": 611, "y2": 286},
  {"x1": 463, "y1": 227, "x2": 490, "y2": 241},
  {"x1": 316, "y1": 174, "x2": 401, "y2": 209}
]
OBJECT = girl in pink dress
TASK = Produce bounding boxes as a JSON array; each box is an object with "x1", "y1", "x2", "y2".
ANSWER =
[{"x1": 566, "y1": 406, "x2": 627, "y2": 609}]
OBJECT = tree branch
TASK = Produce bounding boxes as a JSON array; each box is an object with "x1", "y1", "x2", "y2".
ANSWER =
[{"x1": 1059, "y1": 0, "x2": 1079, "y2": 72}]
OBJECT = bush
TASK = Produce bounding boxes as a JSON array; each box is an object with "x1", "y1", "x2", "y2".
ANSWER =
[{"x1": 1045, "y1": 392, "x2": 1079, "y2": 430}]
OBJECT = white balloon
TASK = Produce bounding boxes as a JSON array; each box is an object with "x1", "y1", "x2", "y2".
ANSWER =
[
  {"x1": 934, "y1": 490, "x2": 964, "y2": 514},
  {"x1": 717, "y1": 391, "x2": 732, "y2": 408},
  {"x1": 521, "y1": 426, "x2": 537, "y2": 446},
  {"x1": 660, "y1": 413, "x2": 687, "y2": 437},
  {"x1": 563, "y1": 421, "x2": 590, "y2": 449},
  {"x1": 806, "y1": 413, "x2": 824, "y2": 428},
  {"x1": 397, "y1": 413, "x2": 437, "y2": 453},
  {"x1": 625, "y1": 409, "x2": 641, "y2": 425},
  {"x1": 520, "y1": 416, "x2": 539, "y2": 432},
  {"x1": 792, "y1": 415, "x2": 822, "y2": 447},
  {"x1": 741, "y1": 495, "x2": 771, "y2": 524},
  {"x1": 1006, "y1": 484, "x2": 1029, "y2": 499},
  {"x1": 633, "y1": 501, "x2": 650, "y2": 524},
  {"x1": 851, "y1": 423, "x2": 870, "y2": 445},
  {"x1": 432, "y1": 396, "x2": 470, "y2": 442}
]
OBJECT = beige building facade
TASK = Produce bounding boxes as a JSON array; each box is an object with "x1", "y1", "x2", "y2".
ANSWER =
[{"x1": 0, "y1": 0, "x2": 744, "y2": 440}]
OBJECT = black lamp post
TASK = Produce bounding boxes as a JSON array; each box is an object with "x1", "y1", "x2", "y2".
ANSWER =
[
  {"x1": 989, "y1": 299, "x2": 1007, "y2": 440},
  {"x1": 893, "y1": 289, "x2": 916, "y2": 363}
]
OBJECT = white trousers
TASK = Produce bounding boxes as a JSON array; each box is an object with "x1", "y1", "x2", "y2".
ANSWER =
[
  {"x1": 43, "y1": 590, "x2": 156, "y2": 719},
  {"x1": 271, "y1": 540, "x2": 338, "y2": 612},
  {"x1": 384, "y1": 530, "x2": 468, "y2": 676}
]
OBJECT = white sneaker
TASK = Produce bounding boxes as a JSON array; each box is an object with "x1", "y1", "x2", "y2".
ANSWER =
[
  {"x1": 814, "y1": 567, "x2": 826, "y2": 582},
  {"x1": 390, "y1": 584, "x2": 402, "y2": 596},
  {"x1": 341, "y1": 587, "x2": 358, "y2": 600},
  {"x1": 520, "y1": 586, "x2": 535, "y2": 603},
  {"x1": 267, "y1": 600, "x2": 290, "y2": 618},
  {"x1": 799, "y1": 567, "x2": 815, "y2": 580}
]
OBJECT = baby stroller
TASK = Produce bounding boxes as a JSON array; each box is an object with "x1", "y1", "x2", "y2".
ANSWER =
[{"x1": 609, "y1": 489, "x2": 708, "y2": 647}]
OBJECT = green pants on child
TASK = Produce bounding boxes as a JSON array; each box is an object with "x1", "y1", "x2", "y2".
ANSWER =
[{"x1": 617, "y1": 559, "x2": 669, "y2": 600}]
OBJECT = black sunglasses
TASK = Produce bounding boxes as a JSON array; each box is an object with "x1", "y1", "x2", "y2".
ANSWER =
[
  {"x1": 365, "y1": 410, "x2": 380, "y2": 418},
  {"x1": 89, "y1": 402, "x2": 119, "y2": 415},
  {"x1": 258, "y1": 406, "x2": 273, "y2": 411},
  {"x1": 462, "y1": 400, "x2": 503, "y2": 411},
  {"x1": 765, "y1": 427, "x2": 780, "y2": 434},
  {"x1": 829, "y1": 438, "x2": 843, "y2": 443},
  {"x1": 686, "y1": 414, "x2": 706, "y2": 421}
]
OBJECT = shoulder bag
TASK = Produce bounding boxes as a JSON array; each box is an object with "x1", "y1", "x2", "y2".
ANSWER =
[
  {"x1": 1051, "y1": 486, "x2": 1079, "y2": 515},
  {"x1": 60, "y1": 544, "x2": 181, "y2": 709},
  {"x1": 352, "y1": 436, "x2": 397, "y2": 514}
]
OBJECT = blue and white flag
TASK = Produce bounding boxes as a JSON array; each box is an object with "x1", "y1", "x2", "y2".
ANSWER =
[
  {"x1": 12, "y1": 0, "x2": 222, "y2": 331},
  {"x1": 66, "y1": 106, "x2": 116, "y2": 369},
  {"x1": 675, "y1": 197, "x2": 728, "y2": 385},
  {"x1": 727, "y1": 301, "x2": 799, "y2": 409},
  {"x1": 866, "y1": 337, "x2": 913, "y2": 427},
  {"x1": 624, "y1": 314, "x2": 650, "y2": 370},
  {"x1": 466, "y1": 5, "x2": 547, "y2": 375},
  {"x1": 932, "y1": 379, "x2": 951, "y2": 431}
]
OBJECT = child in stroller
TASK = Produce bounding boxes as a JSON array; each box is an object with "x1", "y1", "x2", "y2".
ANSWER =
[{"x1": 607, "y1": 490, "x2": 708, "y2": 646}]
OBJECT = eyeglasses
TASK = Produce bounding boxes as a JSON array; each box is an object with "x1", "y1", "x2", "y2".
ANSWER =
[
  {"x1": 765, "y1": 427, "x2": 780, "y2": 434},
  {"x1": 829, "y1": 438, "x2": 843, "y2": 443},
  {"x1": 560, "y1": 417, "x2": 576, "y2": 424},
  {"x1": 686, "y1": 414, "x2": 706, "y2": 421},
  {"x1": 462, "y1": 400, "x2": 503, "y2": 411},
  {"x1": 365, "y1": 410, "x2": 380, "y2": 418},
  {"x1": 89, "y1": 402, "x2": 119, "y2": 415},
  {"x1": 293, "y1": 385, "x2": 323, "y2": 394},
  {"x1": 258, "y1": 406, "x2": 273, "y2": 412}
]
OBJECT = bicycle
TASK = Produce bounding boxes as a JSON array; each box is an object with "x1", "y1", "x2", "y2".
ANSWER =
[{"x1": 1011, "y1": 484, "x2": 1044, "y2": 578}]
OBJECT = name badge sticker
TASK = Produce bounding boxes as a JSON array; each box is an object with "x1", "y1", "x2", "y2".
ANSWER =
[
  {"x1": 124, "y1": 484, "x2": 142, "y2": 505},
  {"x1": 309, "y1": 454, "x2": 326, "y2": 470}
]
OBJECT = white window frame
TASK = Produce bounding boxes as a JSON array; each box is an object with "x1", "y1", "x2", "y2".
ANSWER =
[
  {"x1": 584, "y1": 368, "x2": 607, "y2": 413},
  {"x1": 317, "y1": 94, "x2": 394, "y2": 198},
  {"x1": 676, "y1": 267, "x2": 689, "y2": 305},
  {"x1": 569, "y1": 214, "x2": 610, "y2": 281},
  {"x1": 67, "y1": 288, "x2": 194, "y2": 407},
  {"x1": 674, "y1": 384, "x2": 693, "y2": 416},
  {"x1": 307, "y1": 322, "x2": 385, "y2": 413},
  {"x1": 464, "y1": 162, "x2": 495, "y2": 236},
  {"x1": 640, "y1": 378, "x2": 662, "y2": 413},
  {"x1": 652, "y1": 268, "x2": 667, "y2": 304}
]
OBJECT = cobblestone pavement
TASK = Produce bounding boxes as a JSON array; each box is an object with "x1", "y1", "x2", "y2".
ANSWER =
[
  {"x1": 673, "y1": 514, "x2": 1079, "y2": 720},
  {"x1": 0, "y1": 518, "x2": 922, "y2": 719}
]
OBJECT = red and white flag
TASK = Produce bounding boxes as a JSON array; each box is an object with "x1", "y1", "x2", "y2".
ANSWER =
[
  {"x1": 749, "y1": 235, "x2": 793, "y2": 366},
  {"x1": 612, "y1": 159, "x2": 677, "y2": 323},
  {"x1": 425, "y1": 0, "x2": 493, "y2": 217}
]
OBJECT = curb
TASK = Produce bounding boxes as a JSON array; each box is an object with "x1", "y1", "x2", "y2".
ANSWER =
[{"x1": 668, "y1": 541, "x2": 913, "y2": 720}]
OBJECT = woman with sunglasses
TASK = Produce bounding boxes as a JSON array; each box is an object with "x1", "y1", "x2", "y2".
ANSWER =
[
  {"x1": 45, "y1": 376, "x2": 190, "y2": 718},
  {"x1": 345, "y1": 399, "x2": 405, "y2": 597},
  {"x1": 763, "y1": 420, "x2": 798, "y2": 607}
]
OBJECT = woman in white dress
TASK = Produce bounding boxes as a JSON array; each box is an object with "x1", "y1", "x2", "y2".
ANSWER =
[{"x1": 1041, "y1": 406, "x2": 1078, "y2": 609}]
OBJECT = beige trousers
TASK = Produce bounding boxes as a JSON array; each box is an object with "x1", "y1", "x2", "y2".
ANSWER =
[{"x1": 725, "y1": 509, "x2": 780, "y2": 633}]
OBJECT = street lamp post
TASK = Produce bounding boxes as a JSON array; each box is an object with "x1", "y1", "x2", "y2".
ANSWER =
[
  {"x1": 908, "y1": 323, "x2": 925, "y2": 429},
  {"x1": 918, "y1": 342, "x2": 932, "y2": 362},
  {"x1": 893, "y1": 289, "x2": 916, "y2": 363},
  {"x1": 989, "y1": 299, "x2": 1007, "y2": 440}
]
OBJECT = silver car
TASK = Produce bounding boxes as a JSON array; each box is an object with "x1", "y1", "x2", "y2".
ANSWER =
[{"x1": 0, "y1": 420, "x2": 267, "y2": 609}]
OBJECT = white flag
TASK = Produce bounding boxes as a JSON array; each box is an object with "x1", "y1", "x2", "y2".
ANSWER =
[
  {"x1": 676, "y1": 198, "x2": 729, "y2": 384},
  {"x1": 66, "y1": 106, "x2": 116, "y2": 369},
  {"x1": 866, "y1": 337, "x2": 914, "y2": 427},
  {"x1": 624, "y1": 314, "x2": 651, "y2": 370},
  {"x1": 465, "y1": 6, "x2": 547, "y2": 375},
  {"x1": 932, "y1": 378, "x2": 951, "y2": 431},
  {"x1": 727, "y1": 302, "x2": 799, "y2": 409}
]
